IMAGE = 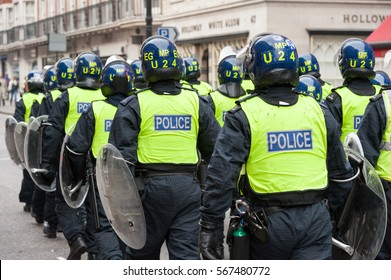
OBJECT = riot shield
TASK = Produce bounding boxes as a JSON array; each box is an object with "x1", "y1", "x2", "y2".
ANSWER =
[
  {"x1": 5, "y1": 116, "x2": 22, "y2": 167},
  {"x1": 24, "y1": 115, "x2": 56, "y2": 192},
  {"x1": 59, "y1": 126, "x2": 89, "y2": 208},
  {"x1": 332, "y1": 146, "x2": 387, "y2": 260},
  {"x1": 14, "y1": 122, "x2": 28, "y2": 169},
  {"x1": 344, "y1": 132, "x2": 364, "y2": 157},
  {"x1": 96, "y1": 143, "x2": 147, "y2": 250}
]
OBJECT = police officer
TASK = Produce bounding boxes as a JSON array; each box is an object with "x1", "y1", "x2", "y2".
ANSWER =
[
  {"x1": 295, "y1": 74, "x2": 323, "y2": 103},
  {"x1": 207, "y1": 47, "x2": 247, "y2": 127},
  {"x1": 298, "y1": 53, "x2": 333, "y2": 99},
  {"x1": 13, "y1": 70, "x2": 45, "y2": 213},
  {"x1": 199, "y1": 34, "x2": 354, "y2": 260},
  {"x1": 324, "y1": 38, "x2": 382, "y2": 143},
  {"x1": 65, "y1": 56, "x2": 134, "y2": 259},
  {"x1": 37, "y1": 59, "x2": 75, "y2": 238},
  {"x1": 29, "y1": 66, "x2": 60, "y2": 235},
  {"x1": 38, "y1": 58, "x2": 75, "y2": 116},
  {"x1": 40, "y1": 52, "x2": 105, "y2": 260},
  {"x1": 109, "y1": 36, "x2": 220, "y2": 260},
  {"x1": 129, "y1": 60, "x2": 148, "y2": 90},
  {"x1": 357, "y1": 88, "x2": 391, "y2": 260},
  {"x1": 182, "y1": 57, "x2": 213, "y2": 96},
  {"x1": 370, "y1": 70, "x2": 391, "y2": 88}
]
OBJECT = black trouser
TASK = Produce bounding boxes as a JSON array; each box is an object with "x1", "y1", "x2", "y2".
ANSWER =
[
  {"x1": 45, "y1": 190, "x2": 58, "y2": 229},
  {"x1": 55, "y1": 175, "x2": 97, "y2": 254},
  {"x1": 32, "y1": 186, "x2": 46, "y2": 219},
  {"x1": 89, "y1": 179, "x2": 123, "y2": 260},
  {"x1": 19, "y1": 169, "x2": 35, "y2": 206},
  {"x1": 250, "y1": 200, "x2": 332, "y2": 260},
  {"x1": 126, "y1": 174, "x2": 201, "y2": 260},
  {"x1": 376, "y1": 188, "x2": 391, "y2": 260}
]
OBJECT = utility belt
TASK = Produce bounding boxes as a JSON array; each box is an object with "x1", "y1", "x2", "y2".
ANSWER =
[
  {"x1": 136, "y1": 163, "x2": 198, "y2": 177},
  {"x1": 134, "y1": 163, "x2": 199, "y2": 192}
]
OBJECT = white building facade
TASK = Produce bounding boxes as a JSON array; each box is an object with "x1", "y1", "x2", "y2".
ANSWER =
[{"x1": 0, "y1": 0, "x2": 390, "y2": 88}]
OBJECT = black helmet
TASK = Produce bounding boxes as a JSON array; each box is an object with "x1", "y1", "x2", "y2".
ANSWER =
[
  {"x1": 74, "y1": 52, "x2": 102, "y2": 89},
  {"x1": 298, "y1": 53, "x2": 321, "y2": 78},
  {"x1": 245, "y1": 34, "x2": 299, "y2": 88},
  {"x1": 183, "y1": 57, "x2": 201, "y2": 81},
  {"x1": 101, "y1": 56, "x2": 134, "y2": 97},
  {"x1": 337, "y1": 38, "x2": 375, "y2": 80},
  {"x1": 42, "y1": 65, "x2": 58, "y2": 92},
  {"x1": 26, "y1": 70, "x2": 44, "y2": 92},
  {"x1": 140, "y1": 35, "x2": 182, "y2": 83},
  {"x1": 295, "y1": 75, "x2": 323, "y2": 102},
  {"x1": 55, "y1": 58, "x2": 76, "y2": 90}
]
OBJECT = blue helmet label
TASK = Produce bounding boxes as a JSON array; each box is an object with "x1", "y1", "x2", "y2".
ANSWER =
[
  {"x1": 154, "y1": 115, "x2": 191, "y2": 131},
  {"x1": 104, "y1": 120, "x2": 112, "y2": 132},
  {"x1": 354, "y1": 115, "x2": 363, "y2": 129},
  {"x1": 268, "y1": 130, "x2": 312, "y2": 152},
  {"x1": 77, "y1": 102, "x2": 91, "y2": 113}
]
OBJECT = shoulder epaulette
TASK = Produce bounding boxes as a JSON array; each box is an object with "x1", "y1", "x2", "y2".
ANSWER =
[{"x1": 326, "y1": 92, "x2": 339, "y2": 103}]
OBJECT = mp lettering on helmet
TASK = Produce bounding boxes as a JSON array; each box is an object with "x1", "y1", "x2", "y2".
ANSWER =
[
  {"x1": 77, "y1": 102, "x2": 91, "y2": 113},
  {"x1": 354, "y1": 116, "x2": 363, "y2": 129},
  {"x1": 159, "y1": 49, "x2": 170, "y2": 57},
  {"x1": 267, "y1": 130, "x2": 313, "y2": 152},
  {"x1": 358, "y1": 52, "x2": 367, "y2": 59},
  {"x1": 104, "y1": 120, "x2": 112, "y2": 132},
  {"x1": 154, "y1": 115, "x2": 191, "y2": 131}
]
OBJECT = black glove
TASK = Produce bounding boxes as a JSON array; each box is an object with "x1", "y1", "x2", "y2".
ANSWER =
[
  {"x1": 40, "y1": 161, "x2": 57, "y2": 185},
  {"x1": 199, "y1": 219, "x2": 224, "y2": 260}
]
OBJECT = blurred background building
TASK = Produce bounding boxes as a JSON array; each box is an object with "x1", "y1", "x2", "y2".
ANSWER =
[{"x1": 0, "y1": 0, "x2": 390, "y2": 89}]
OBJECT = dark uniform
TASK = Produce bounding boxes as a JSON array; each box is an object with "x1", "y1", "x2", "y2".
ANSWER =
[
  {"x1": 65, "y1": 57, "x2": 134, "y2": 260},
  {"x1": 41, "y1": 52, "x2": 105, "y2": 260},
  {"x1": 31, "y1": 66, "x2": 64, "y2": 238},
  {"x1": 109, "y1": 36, "x2": 220, "y2": 260},
  {"x1": 199, "y1": 34, "x2": 354, "y2": 260},
  {"x1": 357, "y1": 89, "x2": 391, "y2": 260},
  {"x1": 182, "y1": 57, "x2": 213, "y2": 96},
  {"x1": 13, "y1": 70, "x2": 45, "y2": 213},
  {"x1": 323, "y1": 39, "x2": 382, "y2": 143},
  {"x1": 206, "y1": 50, "x2": 247, "y2": 127}
]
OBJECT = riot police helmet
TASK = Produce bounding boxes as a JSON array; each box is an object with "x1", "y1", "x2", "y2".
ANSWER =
[
  {"x1": 42, "y1": 65, "x2": 58, "y2": 92},
  {"x1": 129, "y1": 59, "x2": 146, "y2": 85},
  {"x1": 139, "y1": 35, "x2": 182, "y2": 83},
  {"x1": 295, "y1": 74, "x2": 323, "y2": 102},
  {"x1": 183, "y1": 57, "x2": 201, "y2": 81},
  {"x1": 298, "y1": 53, "x2": 321, "y2": 78},
  {"x1": 245, "y1": 34, "x2": 299, "y2": 89},
  {"x1": 101, "y1": 56, "x2": 134, "y2": 97},
  {"x1": 26, "y1": 70, "x2": 44, "y2": 92},
  {"x1": 73, "y1": 52, "x2": 102, "y2": 89},
  {"x1": 337, "y1": 38, "x2": 375, "y2": 80},
  {"x1": 370, "y1": 70, "x2": 391, "y2": 87},
  {"x1": 55, "y1": 58, "x2": 76, "y2": 90}
]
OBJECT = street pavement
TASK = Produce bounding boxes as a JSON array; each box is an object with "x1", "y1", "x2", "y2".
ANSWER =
[{"x1": 0, "y1": 101, "x2": 230, "y2": 260}]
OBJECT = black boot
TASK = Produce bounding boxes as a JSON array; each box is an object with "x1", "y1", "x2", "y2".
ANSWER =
[{"x1": 67, "y1": 237, "x2": 87, "y2": 260}]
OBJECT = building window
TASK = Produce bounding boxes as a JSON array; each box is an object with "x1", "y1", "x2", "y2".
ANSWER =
[{"x1": 25, "y1": 1, "x2": 35, "y2": 24}]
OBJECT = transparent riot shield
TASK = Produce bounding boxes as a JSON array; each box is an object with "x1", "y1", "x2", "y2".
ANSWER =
[
  {"x1": 14, "y1": 122, "x2": 28, "y2": 169},
  {"x1": 5, "y1": 116, "x2": 22, "y2": 167},
  {"x1": 96, "y1": 143, "x2": 147, "y2": 250},
  {"x1": 59, "y1": 125, "x2": 89, "y2": 208},
  {"x1": 332, "y1": 145, "x2": 387, "y2": 260},
  {"x1": 24, "y1": 115, "x2": 56, "y2": 192}
]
